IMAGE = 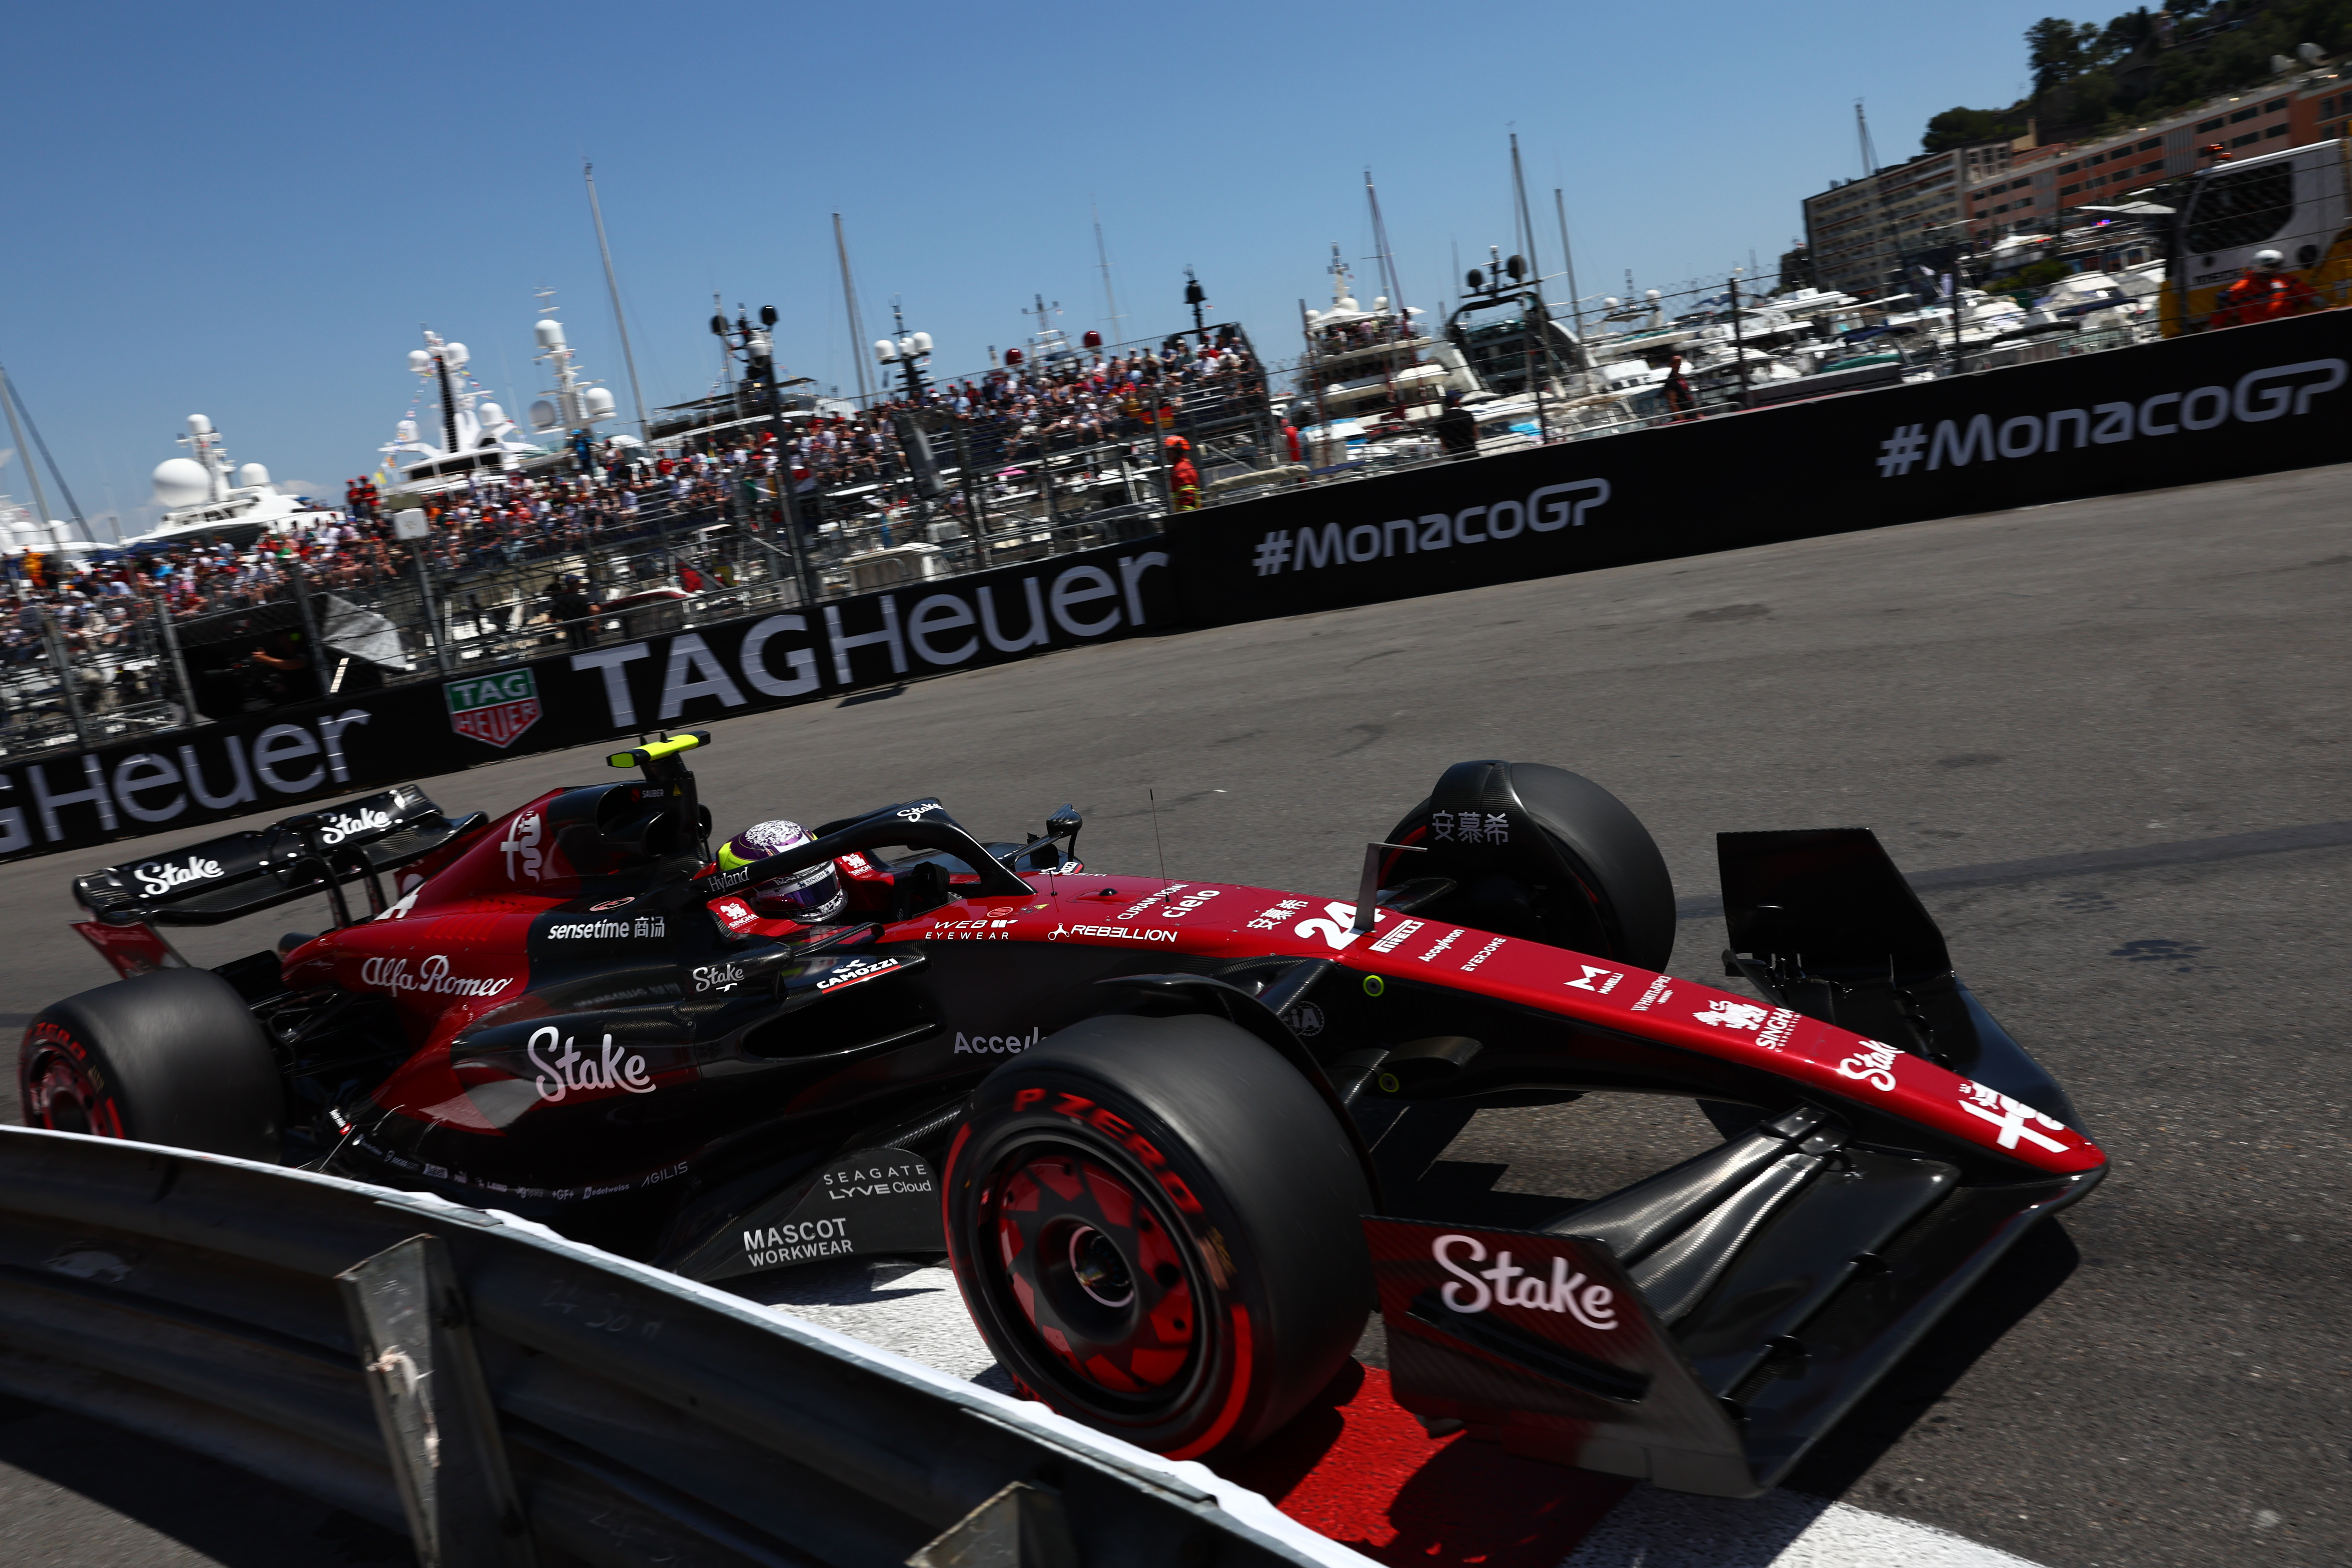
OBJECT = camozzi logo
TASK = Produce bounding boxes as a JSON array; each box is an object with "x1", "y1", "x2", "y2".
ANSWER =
[{"x1": 1876, "y1": 357, "x2": 2346, "y2": 478}]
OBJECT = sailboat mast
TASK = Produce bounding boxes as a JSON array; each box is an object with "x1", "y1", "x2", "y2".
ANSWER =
[
  {"x1": 1509, "y1": 134, "x2": 1549, "y2": 437},
  {"x1": 1092, "y1": 201, "x2": 1125, "y2": 344},
  {"x1": 1554, "y1": 187, "x2": 1585, "y2": 379},
  {"x1": 0, "y1": 361, "x2": 85, "y2": 536},
  {"x1": 835, "y1": 214, "x2": 874, "y2": 404},
  {"x1": 584, "y1": 162, "x2": 651, "y2": 441},
  {"x1": 1365, "y1": 169, "x2": 1414, "y2": 408},
  {"x1": 0, "y1": 359, "x2": 57, "y2": 535}
]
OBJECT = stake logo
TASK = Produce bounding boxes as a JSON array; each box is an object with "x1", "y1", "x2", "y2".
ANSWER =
[
  {"x1": 527, "y1": 1025, "x2": 655, "y2": 1102},
  {"x1": 446, "y1": 668, "x2": 543, "y2": 750},
  {"x1": 691, "y1": 962, "x2": 746, "y2": 993},
  {"x1": 1835, "y1": 1039, "x2": 1904, "y2": 1092},
  {"x1": 319, "y1": 806, "x2": 393, "y2": 845},
  {"x1": 1432, "y1": 1234, "x2": 1618, "y2": 1330},
  {"x1": 133, "y1": 854, "x2": 224, "y2": 898}
]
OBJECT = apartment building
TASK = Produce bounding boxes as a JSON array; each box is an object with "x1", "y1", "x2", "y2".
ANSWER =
[
  {"x1": 1968, "y1": 64, "x2": 2350, "y2": 240},
  {"x1": 1801, "y1": 142, "x2": 2013, "y2": 299}
]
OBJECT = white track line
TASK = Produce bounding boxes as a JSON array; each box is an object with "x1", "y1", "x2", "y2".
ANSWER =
[{"x1": 734, "y1": 1260, "x2": 2049, "y2": 1568}]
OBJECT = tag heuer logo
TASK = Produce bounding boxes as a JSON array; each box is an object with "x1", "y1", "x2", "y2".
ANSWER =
[{"x1": 446, "y1": 669, "x2": 543, "y2": 750}]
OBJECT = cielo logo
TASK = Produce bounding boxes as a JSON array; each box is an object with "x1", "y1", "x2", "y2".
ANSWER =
[
  {"x1": 134, "y1": 854, "x2": 223, "y2": 898},
  {"x1": 1877, "y1": 356, "x2": 2347, "y2": 478},
  {"x1": 1431, "y1": 1233, "x2": 1619, "y2": 1330}
]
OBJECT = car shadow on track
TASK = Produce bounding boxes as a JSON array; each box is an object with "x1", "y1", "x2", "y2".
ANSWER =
[{"x1": 1779, "y1": 1218, "x2": 2082, "y2": 1500}]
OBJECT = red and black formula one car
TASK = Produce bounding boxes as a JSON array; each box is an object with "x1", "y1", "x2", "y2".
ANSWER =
[{"x1": 24, "y1": 735, "x2": 2103, "y2": 1494}]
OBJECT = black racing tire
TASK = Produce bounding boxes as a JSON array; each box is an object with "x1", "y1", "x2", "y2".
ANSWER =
[
  {"x1": 1386, "y1": 761, "x2": 1676, "y2": 972},
  {"x1": 943, "y1": 1013, "x2": 1371, "y2": 1463},
  {"x1": 18, "y1": 970, "x2": 281, "y2": 1161}
]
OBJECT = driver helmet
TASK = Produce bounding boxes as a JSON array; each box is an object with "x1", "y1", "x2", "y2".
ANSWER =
[
  {"x1": 717, "y1": 819, "x2": 845, "y2": 923},
  {"x1": 2254, "y1": 248, "x2": 2285, "y2": 269}
]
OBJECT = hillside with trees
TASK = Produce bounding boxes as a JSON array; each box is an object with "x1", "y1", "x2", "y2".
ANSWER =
[{"x1": 1921, "y1": 0, "x2": 2352, "y2": 153}]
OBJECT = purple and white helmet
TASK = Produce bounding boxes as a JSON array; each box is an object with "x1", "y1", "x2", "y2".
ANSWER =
[{"x1": 717, "y1": 819, "x2": 846, "y2": 923}]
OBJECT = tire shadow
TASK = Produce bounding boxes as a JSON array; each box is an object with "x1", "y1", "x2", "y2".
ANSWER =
[{"x1": 1779, "y1": 1217, "x2": 2082, "y2": 1499}]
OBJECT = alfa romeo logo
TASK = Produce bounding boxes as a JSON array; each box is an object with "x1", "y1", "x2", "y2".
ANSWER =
[{"x1": 446, "y1": 669, "x2": 543, "y2": 750}]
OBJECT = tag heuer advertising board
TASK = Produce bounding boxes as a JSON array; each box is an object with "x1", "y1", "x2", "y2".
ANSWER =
[{"x1": 446, "y1": 669, "x2": 543, "y2": 749}]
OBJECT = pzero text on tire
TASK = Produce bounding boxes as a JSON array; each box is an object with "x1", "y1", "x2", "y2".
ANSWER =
[
  {"x1": 18, "y1": 969, "x2": 281, "y2": 1162},
  {"x1": 944, "y1": 1012, "x2": 1371, "y2": 1462}
]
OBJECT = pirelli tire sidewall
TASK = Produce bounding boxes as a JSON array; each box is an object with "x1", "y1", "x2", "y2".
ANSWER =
[
  {"x1": 944, "y1": 1012, "x2": 1371, "y2": 1462},
  {"x1": 18, "y1": 969, "x2": 281, "y2": 1162}
]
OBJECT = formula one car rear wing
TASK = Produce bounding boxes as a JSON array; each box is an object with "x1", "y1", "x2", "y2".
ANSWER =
[{"x1": 71, "y1": 786, "x2": 483, "y2": 929}]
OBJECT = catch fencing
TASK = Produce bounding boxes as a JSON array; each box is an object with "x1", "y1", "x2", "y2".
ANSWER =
[{"x1": 0, "y1": 1123, "x2": 1365, "y2": 1568}]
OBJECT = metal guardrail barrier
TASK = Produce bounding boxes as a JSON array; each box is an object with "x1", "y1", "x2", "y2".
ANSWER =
[{"x1": 0, "y1": 1125, "x2": 1367, "y2": 1568}]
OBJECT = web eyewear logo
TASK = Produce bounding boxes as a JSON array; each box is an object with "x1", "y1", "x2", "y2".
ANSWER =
[
  {"x1": 1252, "y1": 480, "x2": 1610, "y2": 576},
  {"x1": 1876, "y1": 358, "x2": 2347, "y2": 479},
  {"x1": 446, "y1": 669, "x2": 543, "y2": 750}
]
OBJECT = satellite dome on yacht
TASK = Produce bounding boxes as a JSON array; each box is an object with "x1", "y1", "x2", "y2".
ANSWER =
[{"x1": 120, "y1": 414, "x2": 337, "y2": 550}]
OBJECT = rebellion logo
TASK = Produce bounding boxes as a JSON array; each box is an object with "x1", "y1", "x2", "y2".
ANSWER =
[
  {"x1": 359, "y1": 954, "x2": 513, "y2": 998},
  {"x1": 447, "y1": 668, "x2": 544, "y2": 750},
  {"x1": 1431, "y1": 1233, "x2": 1619, "y2": 1330}
]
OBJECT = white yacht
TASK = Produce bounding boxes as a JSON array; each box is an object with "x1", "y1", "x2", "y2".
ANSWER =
[
  {"x1": 131, "y1": 414, "x2": 341, "y2": 548},
  {"x1": 381, "y1": 328, "x2": 564, "y2": 494}
]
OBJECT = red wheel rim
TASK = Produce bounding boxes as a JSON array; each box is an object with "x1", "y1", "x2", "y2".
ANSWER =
[
  {"x1": 985, "y1": 1146, "x2": 1198, "y2": 1399},
  {"x1": 20, "y1": 1031, "x2": 122, "y2": 1138}
]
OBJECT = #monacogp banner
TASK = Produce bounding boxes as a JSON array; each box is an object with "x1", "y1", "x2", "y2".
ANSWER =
[{"x1": 1165, "y1": 309, "x2": 2352, "y2": 622}]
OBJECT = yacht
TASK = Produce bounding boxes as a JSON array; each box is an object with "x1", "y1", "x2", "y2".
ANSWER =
[
  {"x1": 381, "y1": 328, "x2": 560, "y2": 494},
  {"x1": 131, "y1": 414, "x2": 341, "y2": 548}
]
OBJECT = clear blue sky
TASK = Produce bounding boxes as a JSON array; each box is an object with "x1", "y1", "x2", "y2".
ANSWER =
[{"x1": 0, "y1": 0, "x2": 2061, "y2": 536}]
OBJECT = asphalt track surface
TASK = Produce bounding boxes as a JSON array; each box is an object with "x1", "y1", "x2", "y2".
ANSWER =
[{"x1": 3, "y1": 459, "x2": 2348, "y2": 1566}]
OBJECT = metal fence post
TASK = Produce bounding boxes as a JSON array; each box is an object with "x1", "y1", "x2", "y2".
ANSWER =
[
  {"x1": 289, "y1": 560, "x2": 331, "y2": 700},
  {"x1": 410, "y1": 546, "x2": 454, "y2": 677},
  {"x1": 149, "y1": 591, "x2": 198, "y2": 724},
  {"x1": 338, "y1": 1234, "x2": 537, "y2": 1568},
  {"x1": 40, "y1": 605, "x2": 92, "y2": 748}
]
